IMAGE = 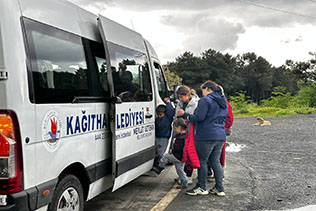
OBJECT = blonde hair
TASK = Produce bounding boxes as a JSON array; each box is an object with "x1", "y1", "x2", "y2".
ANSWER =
[{"x1": 190, "y1": 89, "x2": 197, "y2": 96}]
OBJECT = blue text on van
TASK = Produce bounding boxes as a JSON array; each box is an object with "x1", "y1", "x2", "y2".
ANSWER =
[
  {"x1": 66, "y1": 111, "x2": 107, "y2": 135},
  {"x1": 116, "y1": 108, "x2": 144, "y2": 129}
]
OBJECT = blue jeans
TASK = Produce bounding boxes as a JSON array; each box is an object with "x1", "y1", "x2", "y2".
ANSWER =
[
  {"x1": 160, "y1": 153, "x2": 187, "y2": 182},
  {"x1": 195, "y1": 140, "x2": 225, "y2": 191}
]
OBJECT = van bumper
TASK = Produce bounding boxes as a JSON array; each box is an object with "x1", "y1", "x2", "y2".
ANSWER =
[{"x1": 0, "y1": 191, "x2": 29, "y2": 211}]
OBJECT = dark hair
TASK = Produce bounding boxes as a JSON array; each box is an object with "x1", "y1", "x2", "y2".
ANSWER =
[
  {"x1": 173, "y1": 118, "x2": 187, "y2": 130},
  {"x1": 176, "y1": 85, "x2": 191, "y2": 96},
  {"x1": 201, "y1": 80, "x2": 221, "y2": 92},
  {"x1": 156, "y1": 104, "x2": 166, "y2": 113}
]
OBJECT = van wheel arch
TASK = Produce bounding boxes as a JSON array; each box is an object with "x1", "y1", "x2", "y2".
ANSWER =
[
  {"x1": 48, "y1": 174, "x2": 84, "y2": 211},
  {"x1": 58, "y1": 162, "x2": 90, "y2": 201}
]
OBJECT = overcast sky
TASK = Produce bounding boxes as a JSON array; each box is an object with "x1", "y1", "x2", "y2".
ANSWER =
[{"x1": 69, "y1": 0, "x2": 316, "y2": 66}]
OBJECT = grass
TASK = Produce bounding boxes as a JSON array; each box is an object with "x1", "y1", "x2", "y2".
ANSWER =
[{"x1": 233, "y1": 104, "x2": 316, "y2": 118}]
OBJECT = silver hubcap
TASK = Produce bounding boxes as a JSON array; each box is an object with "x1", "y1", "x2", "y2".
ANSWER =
[{"x1": 57, "y1": 187, "x2": 80, "y2": 211}]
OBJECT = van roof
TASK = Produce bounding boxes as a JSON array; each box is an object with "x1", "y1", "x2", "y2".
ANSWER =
[
  {"x1": 18, "y1": 0, "x2": 156, "y2": 58},
  {"x1": 19, "y1": 0, "x2": 101, "y2": 41}
]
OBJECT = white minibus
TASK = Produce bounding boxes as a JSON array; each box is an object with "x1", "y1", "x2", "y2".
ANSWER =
[{"x1": 0, "y1": 0, "x2": 170, "y2": 210}]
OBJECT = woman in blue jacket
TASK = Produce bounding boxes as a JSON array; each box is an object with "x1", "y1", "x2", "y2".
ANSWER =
[{"x1": 178, "y1": 80, "x2": 228, "y2": 196}]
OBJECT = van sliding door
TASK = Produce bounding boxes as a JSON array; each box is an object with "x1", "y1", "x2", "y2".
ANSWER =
[{"x1": 98, "y1": 15, "x2": 156, "y2": 191}]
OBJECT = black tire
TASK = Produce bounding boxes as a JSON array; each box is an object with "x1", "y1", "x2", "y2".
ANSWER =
[{"x1": 48, "y1": 174, "x2": 84, "y2": 211}]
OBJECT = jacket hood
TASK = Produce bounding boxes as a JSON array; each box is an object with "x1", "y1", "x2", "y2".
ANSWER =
[
  {"x1": 208, "y1": 92, "x2": 227, "y2": 109},
  {"x1": 188, "y1": 95, "x2": 199, "y2": 106}
]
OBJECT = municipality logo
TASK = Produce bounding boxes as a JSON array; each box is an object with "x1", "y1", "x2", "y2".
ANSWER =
[
  {"x1": 42, "y1": 110, "x2": 62, "y2": 150},
  {"x1": 48, "y1": 117, "x2": 60, "y2": 139}
]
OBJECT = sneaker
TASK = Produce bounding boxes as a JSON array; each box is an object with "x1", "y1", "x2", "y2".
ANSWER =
[
  {"x1": 209, "y1": 187, "x2": 225, "y2": 197},
  {"x1": 186, "y1": 187, "x2": 209, "y2": 196},
  {"x1": 152, "y1": 166, "x2": 164, "y2": 174},
  {"x1": 174, "y1": 177, "x2": 181, "y2": 185},
  {"x1": 175, "y1": 178, "x2": 192, "y2": 185},
  {"x1": 187, "y1": 179, "x2": 193, "y2": 185},
  {"x1": 177, "y1": 180, "x2": 188, "y2": 189}
]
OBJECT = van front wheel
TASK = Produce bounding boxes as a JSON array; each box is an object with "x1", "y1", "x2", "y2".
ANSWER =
[{"x1": 48, "y1": 174, "x2": 84, "y2": 211}]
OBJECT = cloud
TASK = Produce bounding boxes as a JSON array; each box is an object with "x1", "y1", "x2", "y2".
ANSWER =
[
  {"x1": 281, "y1": 35, "x2": 303, "y2": 44},
  {"x1": 68, "y1": 0, "x2": 316, "y2": 64},
  {"x1": 70, "y1": 0, "x2": 316, "y2": 26},
  {"x1": 159, "y1": 11, "x2": 245, "y2": 54},
  {"x1": 230, "y1": 3, "x2": 316, "y2": 27},
  {"x1": 295, "y1": 36, "x2": 303, "y2": 42},
  {"x1": 71, "y1": 0, "x2": 226, "y2": 11}
]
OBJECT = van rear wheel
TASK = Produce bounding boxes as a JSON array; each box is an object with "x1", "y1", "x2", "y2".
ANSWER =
[{"x1": 48, "y1": 174, "x2": 84, "y2": 211}]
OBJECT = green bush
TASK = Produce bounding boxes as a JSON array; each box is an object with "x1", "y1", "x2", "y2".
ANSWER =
[
  {"x1": 238, "y1": 108, "x2": 249, "y2": 114},
  {"x1": 230, "y1": 91, "x2": 251, "y2": 110},
  {"x1": 275, "y1": 109, "x2": 296, "y2": 117},
  {"x1": 231, "y1": 84, "x2": 316, "y2": 118},
  {"x1": 292, "y1": 83, "x2": 316, "y2": 107},
  {"x1": 293, "y1": 107, "x2": 316, "y2": 114},
  {"x1": 261, "y1": 86, "x2": 294, "y2": 108}
]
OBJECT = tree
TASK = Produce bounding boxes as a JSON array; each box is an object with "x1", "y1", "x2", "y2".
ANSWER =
[
  {"x1": 286, "y1": 52, "x2": 316, "y2": 84},
  {"x1": 167, "y1": 52, "x2": 208, "y2": 91},
  {"x1": 294, "y1": 82, "x2": 316, "y2": 107},
  {"x1": 201, "y1": 49, "x2": 244, "y2": 96},
  {"x1": 162, "y1": 66, "x2": 182, "y2": 90},
  {"x1": 238, "y1": 53, "x2": 273, "y2": 104},
  {"x1": 271, "y1": 66, "x2": 298, "y2": 95}
]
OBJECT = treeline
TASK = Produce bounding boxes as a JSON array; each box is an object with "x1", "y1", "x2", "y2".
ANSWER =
[{"x1": 164, "y1": 49, "x2": 316, "y2": 107}]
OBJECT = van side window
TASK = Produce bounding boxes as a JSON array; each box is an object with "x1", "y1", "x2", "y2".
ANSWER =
[
  {"x1": 24, "y1": 18, "x2": 90, "y2": 104},
  {"x1": 153, "y1": 62, "x2": 167, "y2": 99},
  {"x1": 84, "y1": 39, "x2": 110, "y2": 96},
  {"x1": 97, "y1": 57, "x2": 108, "y2": 92},
  {"x1": 108, "y1": 43, "x2": 153, "y2": 102}
]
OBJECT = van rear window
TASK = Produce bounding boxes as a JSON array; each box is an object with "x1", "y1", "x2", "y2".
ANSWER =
[{"x1": 24, "y1": 18, "x2": 91, "y2": 104}]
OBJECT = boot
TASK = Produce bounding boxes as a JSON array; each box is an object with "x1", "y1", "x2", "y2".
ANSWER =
[
  {"x1": 177, "y1": 179, "x2": 188, "y2": 189},
  {"x1": 153, "y1": 155, "x2": 162, "y2": 167},
  {"x1": 152, "y1": 166, "x2": 164, "y2": 174}
]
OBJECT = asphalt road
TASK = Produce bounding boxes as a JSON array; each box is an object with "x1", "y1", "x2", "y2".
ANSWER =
[{"x1": 85, "y1": 115, "x2": 316, "y2": 211}]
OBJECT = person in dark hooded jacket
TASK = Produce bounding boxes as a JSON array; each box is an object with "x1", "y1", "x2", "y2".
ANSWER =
[
  {"x1": 154, "y1": 103, "x2": 174, "y2": 167},
  {"x1": 178, "y1": 80, "x2": 228, "y2": 197}
]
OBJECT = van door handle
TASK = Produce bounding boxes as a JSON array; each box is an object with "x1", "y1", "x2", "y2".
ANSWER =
[{"x1": 145, "y1": 114, "x2": 153, "y2": 118}]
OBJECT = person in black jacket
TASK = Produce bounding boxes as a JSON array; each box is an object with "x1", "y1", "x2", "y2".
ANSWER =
[
  {"x1": 154, "y1": 103, "x2": 174, "y2": 165},
  {"x1": 153, "y1": 118, "x2": 189, "y2": 189}
]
